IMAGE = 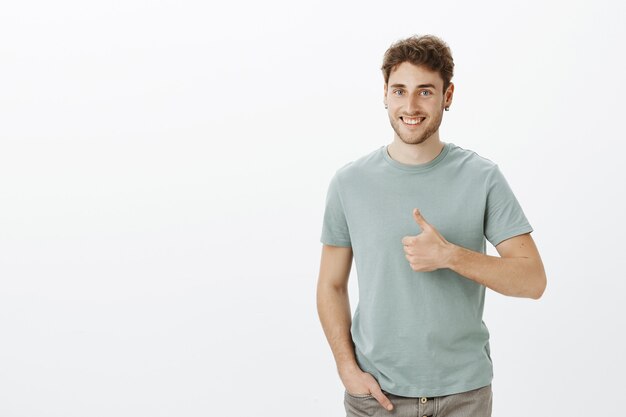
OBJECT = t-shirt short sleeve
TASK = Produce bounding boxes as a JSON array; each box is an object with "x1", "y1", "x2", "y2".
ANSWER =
[
  {"x1": 484, "y1": 165, "x2": 534, "y2": 247},
  {"x1": 320, "y1": 173, "x2": 352, "y2": 247}
]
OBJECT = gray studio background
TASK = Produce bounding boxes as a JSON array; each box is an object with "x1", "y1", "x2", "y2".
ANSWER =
[{"x1": 1, "y1": 1, "x2": 624, "y2": 416}]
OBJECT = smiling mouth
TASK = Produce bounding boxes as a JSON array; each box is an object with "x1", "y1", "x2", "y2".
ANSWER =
[{"x1": 401, "y1": 116, "x2": 426, "y2": 126}]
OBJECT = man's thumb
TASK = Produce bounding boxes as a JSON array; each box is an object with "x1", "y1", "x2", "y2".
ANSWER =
[
  {"x1": 371, "y1": 387, "x2": 394, "y2": 411},
  {"x1": 412, "y1": 208, "x2": 429, "y2": 230}
]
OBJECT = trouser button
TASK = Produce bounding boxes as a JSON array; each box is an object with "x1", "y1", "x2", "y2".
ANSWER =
[{"x1": 420, "y1": 397, "x2": 428, "y2": 403}]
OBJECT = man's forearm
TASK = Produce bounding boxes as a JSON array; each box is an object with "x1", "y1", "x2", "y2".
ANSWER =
[
  {"x1": 445, "y1": 244, "x2": 545, "y2": 299},
  {"x1": 316, "y1": 284, "x2": 360, "y2": 373}
]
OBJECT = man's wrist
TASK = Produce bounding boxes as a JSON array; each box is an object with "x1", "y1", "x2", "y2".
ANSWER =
[
  {"x1": 443, "y1": 242, "x2": 462, "y2": 269},
  {"x1": 337, "y1": 362, "x2": 360, "y2": 376}
]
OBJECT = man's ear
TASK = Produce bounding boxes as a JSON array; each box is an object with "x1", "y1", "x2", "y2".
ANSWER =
[
  {"x1": 445, "y1": 82, "x2": 454, "y2": 104},
  {"x1": 383, "y1": 83, "x2": 388, "y2": 105}
]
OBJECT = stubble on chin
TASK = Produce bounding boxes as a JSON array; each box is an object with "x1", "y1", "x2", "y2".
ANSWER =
[
  {"x1": 388, "y1": 109, "x2": 444, "y2": 145},
  {"x1": 389, "y1": 118, "x2": 434, "y2": 145}
]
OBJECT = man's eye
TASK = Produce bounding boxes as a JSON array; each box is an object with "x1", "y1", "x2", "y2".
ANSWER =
[
  {"x1": 420, "y1": 90, "x2": 432, "y2": 96},
  {"x1": 393, "y1": 90, "x2": 404, "y2": 96}
]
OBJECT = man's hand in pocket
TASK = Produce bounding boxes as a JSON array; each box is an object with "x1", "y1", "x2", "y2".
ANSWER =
[{"x1": 339, "y1": 366, "x2": 394, "y2": 411}]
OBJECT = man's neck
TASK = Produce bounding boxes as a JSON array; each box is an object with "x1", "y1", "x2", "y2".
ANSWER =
[{"x1": 386, "y1": 136, "x2": 445, "y2": 165}]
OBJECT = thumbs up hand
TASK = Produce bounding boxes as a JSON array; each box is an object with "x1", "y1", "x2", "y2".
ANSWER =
[{"x1": 401, "y1": 208, "x2": 453, "y2": 272}]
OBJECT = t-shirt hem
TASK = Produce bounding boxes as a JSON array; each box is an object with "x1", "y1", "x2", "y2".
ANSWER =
[
  {"x1": 320, "y1": 237, "x2": 351, "y2": 247},
  {"x1": 380, "y1": 376, "x2": 493, "y2": 398},
  {"x1": 488, "y1": 225, "x2": 534, "y2": 247}
]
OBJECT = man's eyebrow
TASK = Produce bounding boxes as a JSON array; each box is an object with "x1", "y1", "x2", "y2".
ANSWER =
[{"x1": 389, "y1": 83, "x2": 437, "y2": 89}]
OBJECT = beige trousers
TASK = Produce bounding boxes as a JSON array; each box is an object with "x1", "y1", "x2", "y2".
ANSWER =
[{"x1": 344, "y1": 383, "x2": 492, "y2": 417}]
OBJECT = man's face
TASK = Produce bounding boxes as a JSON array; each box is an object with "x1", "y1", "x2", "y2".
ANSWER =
[{"x1": 384, "y1": 62, "x2": 453, "y2": 145}]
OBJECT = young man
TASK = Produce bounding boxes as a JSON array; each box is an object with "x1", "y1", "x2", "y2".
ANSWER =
[{"x1": 316, "y1": 34, "x2": 547, "y2": 417}]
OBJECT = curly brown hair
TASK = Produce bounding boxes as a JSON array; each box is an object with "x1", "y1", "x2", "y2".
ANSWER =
[{"x1": 381, "y1": 34, "x2": 455, "y2": 94}]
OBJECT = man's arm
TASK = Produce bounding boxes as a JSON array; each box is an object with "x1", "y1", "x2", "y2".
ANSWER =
[
  {"x1": 316, "y1": 244, "x2": 394, "y2": 411},
  {"x1": 446, "y1": 233, "x2": 547, "y2": 299},
  {"x1": 403, "y1": 208, "x2": 547, "y2": 300},
  {"x1": 316, "y1": 244, "x2": 358, "y2": 373}
]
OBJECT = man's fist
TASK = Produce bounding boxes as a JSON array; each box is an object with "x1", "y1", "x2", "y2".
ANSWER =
[{"x1": 401, "y1": 208, "x2": 453, "y2": 272}]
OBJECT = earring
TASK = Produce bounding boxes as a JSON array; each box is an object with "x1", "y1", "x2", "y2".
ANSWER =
[
  {"x1": 444, "y1": 106, "x2": 450, "y2": 111},
  {"x1": 384, "y1": 104, "x2": 388, "y2": 109}
]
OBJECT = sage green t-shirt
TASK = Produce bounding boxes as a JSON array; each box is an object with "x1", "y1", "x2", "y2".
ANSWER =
[{"x1": 320, "y1": 141, "x2": 533, "y2": 397}]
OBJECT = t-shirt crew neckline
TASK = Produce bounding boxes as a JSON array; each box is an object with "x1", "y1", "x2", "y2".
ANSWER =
[{"x1": 382, "y1": 141, "x2": 452, "y2": 173}]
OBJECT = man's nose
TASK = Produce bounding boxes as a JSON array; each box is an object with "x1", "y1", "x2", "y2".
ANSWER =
[{"x1": 406, "y1": 92, "x2": 421, "y2": 114}]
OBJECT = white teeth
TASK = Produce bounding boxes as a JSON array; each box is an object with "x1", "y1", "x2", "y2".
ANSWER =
[{"x1": 403, "y1": 117, "x2": 424, "y2": 125}]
